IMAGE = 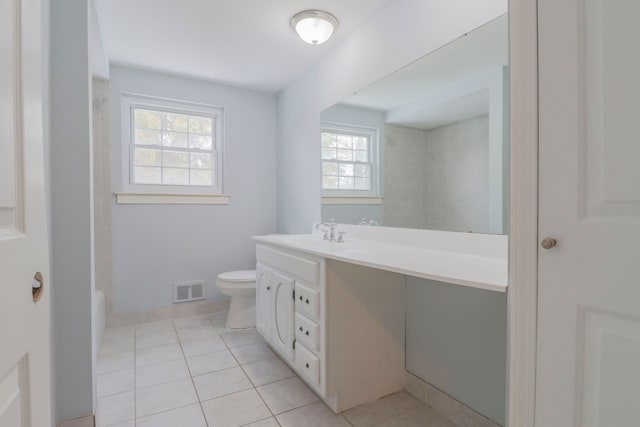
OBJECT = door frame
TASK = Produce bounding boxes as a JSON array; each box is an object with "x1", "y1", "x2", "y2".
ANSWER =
[{"x1": 507, "y1": 0, "x2": 539, "y2": 426}]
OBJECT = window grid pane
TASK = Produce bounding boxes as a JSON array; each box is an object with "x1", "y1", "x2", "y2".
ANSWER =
[
  {"x1": 132, "y1": 106, "x2": 216, "y2": 187},
  {"x1": 321, "y1": 131, "x2": 372, "y2": 191}
]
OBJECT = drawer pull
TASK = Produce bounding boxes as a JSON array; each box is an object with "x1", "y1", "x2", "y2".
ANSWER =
[
  {"x1": 305, "y1": 363, "x2": 309, "y2": 369},
  {"x1": 299, "y1": 326, "x2": 303, "y2": 332},
  {"x1": 305, "y1": 299, "x2": 309, "y2": 304},
  {"x1": 305, "y1": 331, "x2": 309, "y2": 336},
  {"x1": 266, "y1": 286, "x2": 271, "y2": 290},
  {"x1": 299, "y1": 296, "x2": 303, "y2": 301}
]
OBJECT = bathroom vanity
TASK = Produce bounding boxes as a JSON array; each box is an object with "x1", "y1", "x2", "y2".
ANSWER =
[
  {"x1": 253, "y1": 225, "x2": 508, "y2": 413},
  {"x1": 257, "y1": 11, "x2": 511, "y2": 424}
]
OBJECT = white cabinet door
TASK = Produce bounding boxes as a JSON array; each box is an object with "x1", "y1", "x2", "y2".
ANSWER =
[
  {"x1": 0, "y1": 0, "x2": 52, "y2": 425},
  {"x1": 537, "y1": 0, "x2": 640, "y2": 425},
  {"x1": 256, "y1": 264, "x2": 272, "y2": 340},
  {"x1": 271, "y1": 271, "x2": 295, "y2": 361}
]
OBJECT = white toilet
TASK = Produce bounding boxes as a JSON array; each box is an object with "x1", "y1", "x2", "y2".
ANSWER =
[{"x1": 216, "y1": 270, "x2": 256, "y2": 329}]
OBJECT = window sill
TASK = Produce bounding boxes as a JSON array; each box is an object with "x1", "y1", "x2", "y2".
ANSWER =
[
  {"x1": 115, "y1": 193, "x2": 230, "y2": 205},
  {"x1": 321, "y1": 196, "x2": 383, "y2": 205}
]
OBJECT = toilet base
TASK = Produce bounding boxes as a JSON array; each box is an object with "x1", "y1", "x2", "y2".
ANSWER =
[{"x1": 226, "y1": 294, "x2": 256, "y2": 329}]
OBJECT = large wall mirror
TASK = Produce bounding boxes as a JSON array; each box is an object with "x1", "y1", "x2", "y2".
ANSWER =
[{"x1": 320, "y1": 14, "x2": 509, "y2": 235}]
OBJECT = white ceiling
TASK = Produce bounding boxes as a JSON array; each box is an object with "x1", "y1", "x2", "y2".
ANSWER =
[
  {"x1": 341, "y1": 13, "x2": 508, "y2": 114},
  {"x1": 95, "y1": 0, "x2": 392, "y2": 93}
]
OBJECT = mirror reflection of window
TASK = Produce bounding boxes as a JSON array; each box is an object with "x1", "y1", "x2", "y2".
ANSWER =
[{"x1": 321, "y1": 123, "x2": 379, "y2": 196}]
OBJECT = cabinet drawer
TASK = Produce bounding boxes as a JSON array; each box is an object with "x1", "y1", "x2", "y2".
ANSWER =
[
  {"x1": 295, "y1": 313, "x2": 320, "y2": 353},
  {"x1": 295, "y1": 282, "x2": 320, "y2": 320},
  {"x1": 295, "y1": 343, "x2": 320, "y2": 387}
]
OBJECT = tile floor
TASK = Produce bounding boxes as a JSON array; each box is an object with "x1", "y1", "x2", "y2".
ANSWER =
[{"x1": 96, "y1": 312, "x2": 458, "y2": 427}]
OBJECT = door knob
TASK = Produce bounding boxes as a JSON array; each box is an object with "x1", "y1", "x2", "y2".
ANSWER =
[
  {"x1": 32, "y1": 272, "x2": 44, "y2": 302},
  {"x1": 541, "y1": 237, "x2": 557, "y2": 250}
]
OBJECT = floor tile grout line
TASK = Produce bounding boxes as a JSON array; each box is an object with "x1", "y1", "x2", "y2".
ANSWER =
[
  {"x1": 103, "y1": 317, "x2": 361, "y2": 427},
  {"x1": 135, "y1": 401, "x2": 204, "y2": 424},
  {"x1": 135, "y1": 322, "x2": 198, "y2": 422},
  {"x1": 213, "y1": 330, "x2": 272, "y2": 415},
  {"x1": 272, "y1": 399, "x2": 354, "y2": 425},
  {"x1": 97, "y1": 317, "x2": 222, "y2": 417},
  {"x1": 239, "y1": 415, "x2": 282, "y2": 427},
  {"x1": 272, "y1": 400, "x2": 321, "y2": 417},
  {"x1": 125, "y1": 320, "x2": 205, "y2": 424},
  {"x1": 225, "y1": 329, "x2": 284, "y2": 422},
  {"x1": 175, "y1": 317, "x2": 211, "y2": 427},
  {"x1": 134, "y1": 367, "x2": 192, "y2": 391},
  {"x1": 134, "y1": 324, "x2": 220, "y2": 353}
]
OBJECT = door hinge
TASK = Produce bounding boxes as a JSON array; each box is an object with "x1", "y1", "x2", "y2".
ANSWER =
[
  {"x1": 293, "y1": 289, "x2": 295, "y2": 300},
  {"x1": 293, "y1": 339, "x2": 296, "y2": 349}
]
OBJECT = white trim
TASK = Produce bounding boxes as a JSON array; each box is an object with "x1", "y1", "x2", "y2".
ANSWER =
[
  {"x1": 120, "y1": 93, "x2": 225, "y2": 195},
  {"x1": 58, "y1": 415, "x2": 95, "y2": 427},
  {"x1": 115, "y1": 192, "x2": 230, "y2": 205},
  {"x1": 405, "y1": 372, "x2": 501, "y2": 427},
  {"x1": 507, "y1": 0, "x2": 539, "y2": 426},
  {"x1": 321, "y1": 196, "x2": 383, "y2": 205}
]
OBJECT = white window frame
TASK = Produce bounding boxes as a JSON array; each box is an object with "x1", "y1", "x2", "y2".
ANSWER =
[
  {"x1": 120, "y1": 93, "x2": 225, "y2": 196},
  {"x1": 320, "y1": 122, "x2": 379, "y2": 198}
]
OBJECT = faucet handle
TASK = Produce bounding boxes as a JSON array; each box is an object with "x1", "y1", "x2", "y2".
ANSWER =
[
  {"x1": 337, "y1": 231, "x2": 346, "y2": 243},
  {"x1": 322, "y1": 230, "x2": 329, "y2": 240}
]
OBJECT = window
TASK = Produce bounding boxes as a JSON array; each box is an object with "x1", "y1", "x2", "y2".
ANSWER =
[
  {"x1": 321, "y1": 123, "x2": 378, "y2": 196},
  {"x1": 121, "y1": 94, "x2": 224, "y2": 196}
]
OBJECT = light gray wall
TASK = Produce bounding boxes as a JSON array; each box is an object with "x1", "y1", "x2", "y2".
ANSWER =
[
  {"x1": 275, "y1": 0, "x2": 508, "y2": 423},
  {"x1": 405, "y1": 277, "x2": 507, "y2": 424},
  {"x1": 50, "y1": 0, "x2": 95, "y2": 422},
  {"x1": 384, "y1": 115, "x2": 491, "y2": 232},
  {"x1": 320, "y1": 104, "x2": 386, "y2": 225},
  {"x1": 109, "y1": 66, "x2": 277, "y2": 313}
]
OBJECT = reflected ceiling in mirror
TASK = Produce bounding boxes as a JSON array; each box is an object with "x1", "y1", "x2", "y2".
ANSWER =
[{"x1": 320, "y1": 14, "x2": 509, "y2": 235}]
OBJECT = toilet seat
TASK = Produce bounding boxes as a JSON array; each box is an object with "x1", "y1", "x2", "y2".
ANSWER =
[
  {"x1": 217, "y1": 270, "x2": 256, "y2": 290},
  {"x1": 218, "y1": 270, "x2": 256, "y2": 282}
]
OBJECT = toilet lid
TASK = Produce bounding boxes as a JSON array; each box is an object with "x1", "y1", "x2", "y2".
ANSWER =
[{"x1": 217, "y1": 270, "x2": 256, "y2": 282}]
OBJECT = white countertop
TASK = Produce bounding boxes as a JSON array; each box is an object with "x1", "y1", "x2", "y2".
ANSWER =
[{"x1": 253, "y1": 227, "x2": 508, "y2": 293}]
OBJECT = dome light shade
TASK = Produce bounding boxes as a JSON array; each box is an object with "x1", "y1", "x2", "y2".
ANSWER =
[{"x1": 291, "y1": 10, "x2": 338, "y2": 45}]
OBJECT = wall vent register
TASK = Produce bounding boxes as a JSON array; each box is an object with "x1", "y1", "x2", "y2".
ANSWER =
[{"x1": 173, "y1": 280, "x2": 205, "y2": 303}]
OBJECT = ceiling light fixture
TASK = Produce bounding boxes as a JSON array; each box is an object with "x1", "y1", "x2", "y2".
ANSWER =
[{"x1": 291, "y1": 10, "x2": 339, "y2": 45}]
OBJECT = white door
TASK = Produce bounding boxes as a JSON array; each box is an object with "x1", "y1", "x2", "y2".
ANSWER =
[
  {"x1": 0, "y1": 0, "x2": 51, "y2": 426},
  {"x1": 537, "y1": 0, "x2": 640, "y2": 425},
  {"x1": 256, "y1": 264, "x2": 272, "y2": 340},
  {"x1": 271, "y1": 271, "x2": 294, "y2": 361}
]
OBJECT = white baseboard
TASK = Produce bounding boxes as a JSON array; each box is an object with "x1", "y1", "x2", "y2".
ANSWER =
[
  {"x1": 106, "y1": 298, "x2": 230, "y2": 328},
  {"x1": 405, "y1": 372, "x2": 501, "y2": 427},
  {"x1": 57, "y1": 415, "x2": 94, "y2": 427}
]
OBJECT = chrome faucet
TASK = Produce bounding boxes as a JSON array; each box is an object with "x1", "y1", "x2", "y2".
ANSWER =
[
  {"x1": 316, "y1": 220, "x2": 341, "y2": 242},
  {"x1": 358, "y1": 217, "x2": 379, "y2": 226}
]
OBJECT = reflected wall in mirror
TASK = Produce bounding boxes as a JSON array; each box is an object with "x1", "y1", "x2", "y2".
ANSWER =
[{"x1": 320, "y1": 14, "x2": 509, "y2": 234}]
